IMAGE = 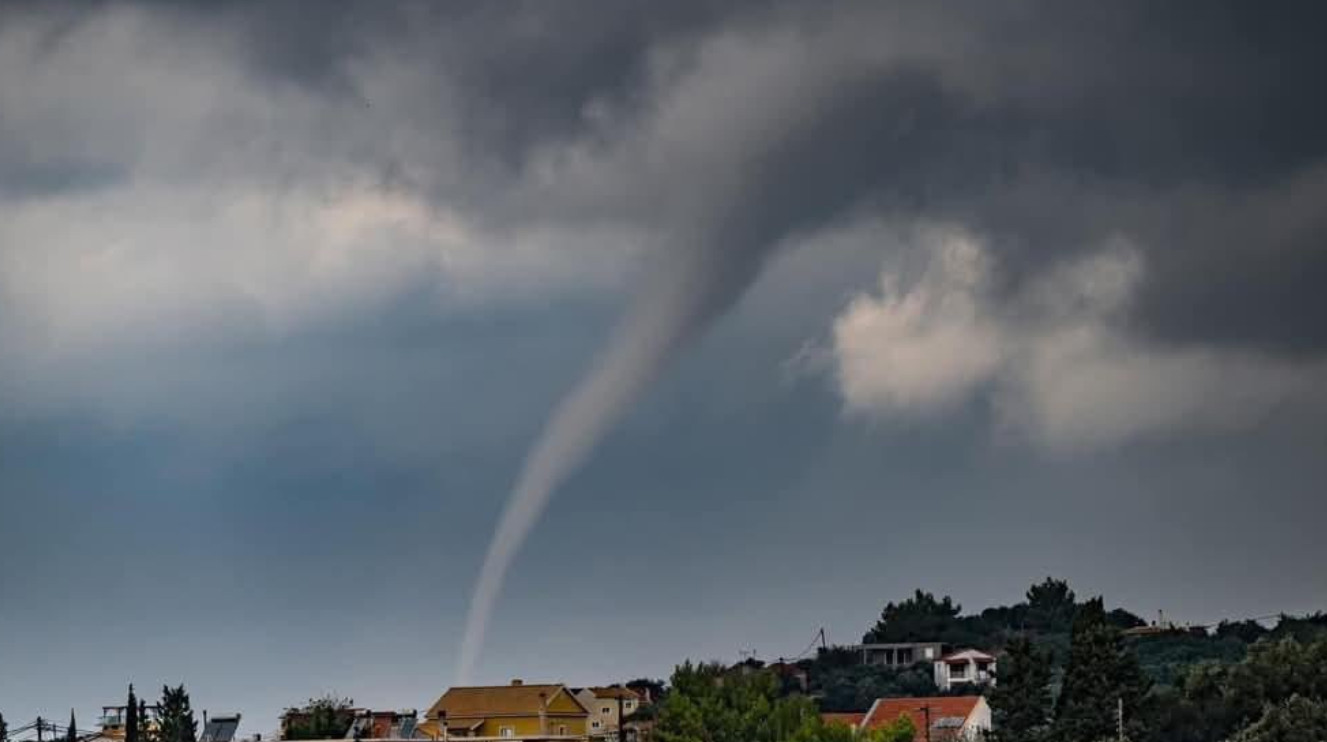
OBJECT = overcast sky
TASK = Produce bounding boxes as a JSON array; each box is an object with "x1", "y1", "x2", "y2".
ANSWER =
[{"x1": 2, "y1": 0, "x2": 1326, "y2": 735}]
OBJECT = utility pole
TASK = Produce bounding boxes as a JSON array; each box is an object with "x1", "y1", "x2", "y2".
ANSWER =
[
  {"x1": 1117, "y1": 697, "x2": 1124, "y2": 742},
  {"x1": 919, "y1": 706, "x2": 931, "y2": 742},
  {"x1": 617, "y1": 685, "x2": 626, "y2": 742},
  {"x1": 37, "y1": 717, "x2": 44, "y2": 742}
]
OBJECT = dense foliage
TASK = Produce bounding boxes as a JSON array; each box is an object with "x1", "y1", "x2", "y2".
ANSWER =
[
  {"x1": 155, "y1": 685, "x2": 198, "y2": 742},
  {"x1": 1229, "y1": 695, "x2": 1327, "y2": 742},
  {"x1": 654, "y1": 662, "x2": 832, "y2": 742},
  {"x1": 655, "y1": 663, "x2": 925, "y2": 742},
  {"x1": 801, "y1": 650, "x2": 938, "y2": 713},
  {"x1": 1053, "y1": 599, "x2": 1151, "y2": 742},
  {"x1": 1142, "y1": 637, "x2": 1327, "y2": 742},
  {"x1": 987, "y1": 637, "x2": 1052, "y2": 742},
  {"x1": 282, "y1": 696, "x2": 356, "y2": 741}
]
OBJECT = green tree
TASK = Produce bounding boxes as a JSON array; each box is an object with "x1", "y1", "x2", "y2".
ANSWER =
[
  {"x1": 156, "y1": 686, "x2": 197, "y2": 742},
  {"x1": 1215, "y1": 620, "x2": 1268, "y2": 644},
  {"x1": 126, "y1": 686, "x2": 139, "y2": 742},
  {"x1": 655, "y1": 662, "x2": 856, "y2": 742},
  {"x1": 67, "y1": 710, "x2": 77, "y2": 742},
  {"x1": 864, "y1": 590, "x2": 962, "y2": 643},
  {"x1": 988, "y1": 637, "x2": 1052, "y2": 742},
  {"x1": 283, "y1": 696, "x2": 356, "y2": 741},
  {"x1": 1144, "y1": 637, "x2": 1327, "y2": 742},
  {"x1": 1230, "y1": 695, "x2": 1327, "y2": 742},
  {"x1": 139, "y1": 699, "x2": 154, "y2": 742},
  {"x1": 870, "y1": 715, "x2": 916, "y2": 742},
  {"x1": 1054, "y1": 598, "x2": 1150, "y2": 742},
  {"x1": 2, "y1": 711, "x2": 9, "y2": 742},
  {"x1": 1025, "y1": 578, "x2": 1076, "y2": 632}
]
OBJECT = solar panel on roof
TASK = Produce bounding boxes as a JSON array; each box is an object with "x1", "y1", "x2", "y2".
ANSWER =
[{"x1": 201, "y1": 719, "x2": 239, "y2": 742}]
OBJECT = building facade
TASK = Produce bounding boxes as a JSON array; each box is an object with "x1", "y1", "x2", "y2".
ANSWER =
[
  {"x1": 572, "y1": 688, "x2": 640, "y2": 740},
  {"x1": 850, "y1": 642, "x2": 946, "y2": 668},
  {"x1": 422, "y1": 681, "x2": 589, "y2": 741},
  {"x1": 933, "y1": 649, "x2": 996, "y2": 692},
  {"x1": 860, "y1": 696, "x2": 991, "y2": 741}
]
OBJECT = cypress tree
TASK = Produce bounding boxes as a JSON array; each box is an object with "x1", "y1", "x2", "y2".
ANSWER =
[
  {"x1": 989, "y1": 636, "x2": 1053, "y2": 742},
  {"x1": 1055, "y1": 598, "x2": 1151, "y2": 742},
  {"x1": 126, "y1": 686, "x2": 139, "y2": 742},
  {"x1": 67, "y1": 711, "x2": 77, "y2": 742},
  {"x1": 138, "y1": 701, "x2": 152, "y2": 742}
]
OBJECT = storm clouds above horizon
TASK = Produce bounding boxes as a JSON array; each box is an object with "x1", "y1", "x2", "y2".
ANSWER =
[{"x1": 2, "y1": 0, "x2": 1325, "y2": 733}]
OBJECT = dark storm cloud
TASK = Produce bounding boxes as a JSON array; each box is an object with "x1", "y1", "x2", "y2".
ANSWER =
[{"x1": 244, "y1": 0, "x2": 1324, "y2": 354}]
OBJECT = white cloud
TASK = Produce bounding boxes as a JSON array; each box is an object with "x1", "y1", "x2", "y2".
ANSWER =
[
  {"x1": 826, "y1": 227, "x2": 1326, "y2": 450},
  {"x1": 832, "y1": 227, "x2": 1004, "y2": 415}
]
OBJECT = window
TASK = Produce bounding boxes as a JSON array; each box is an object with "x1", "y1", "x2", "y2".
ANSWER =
[
  {"x1": 602, "y1": 707, "x2": 612, "y2": 715},
  {"x1": 949, "y1": 663, "x2": 968, "y2": 678},
  {"x1": 592, "y1": 721, "x2": 602, "y2": 730},
  {"x1": 897, "y1": 648, "x2": 914, "y2": 664},
  {"x1": 557, "y1": 725, "x2": 567, "y2": 736},
  {"x1": 624, "y1": 701, "x2": 635, "y2": 710},
  {"x1": 924, "y1": 647, "x2": 935, "y2": 659},
  {"x1": 499, "y1": 727, "x2": 514, "y2": 738}
]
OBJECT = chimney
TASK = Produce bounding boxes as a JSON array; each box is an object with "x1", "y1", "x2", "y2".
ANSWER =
[{"x1": 511, "y1": 679, "x2": 523, "y2": 686}]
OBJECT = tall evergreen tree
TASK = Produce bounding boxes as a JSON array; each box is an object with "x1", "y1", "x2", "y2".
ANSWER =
[
  {"x1": 156, "y1": 685, "x2": 197, "y2": 742},
  {"x1": 1, "y1": 710, "x2": 9, "y2": 742},
  {"x1": 126, "y1": 686, "x2": 139, "y2": 742},
  {"x1": 1025, "y1": 578, "x2": 1077, "y2": 632},
  {"x1": 138, "y1": 700, "x2": 153, "y2": 742},
  {"x1": 989, "y1": 636, "x2": 1053, "y2": 742},
  {"x1": 1055, "y1": 598, "x2": 1151, "y2": 742},
  {"x1": 67, "y1": 710, "x2": 77, "y2": 742}
]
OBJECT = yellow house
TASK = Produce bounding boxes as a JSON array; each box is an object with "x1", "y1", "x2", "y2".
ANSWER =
[{"x1": 420, "y1": 680, "x2": 590, "y2": 740}]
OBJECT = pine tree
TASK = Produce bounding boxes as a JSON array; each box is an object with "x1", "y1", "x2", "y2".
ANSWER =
[
  {"x1": 989, "y1": 636, "x2": 1053, "y2": 742},
  {"x1": 1054, "y1": 598, "x2": 1151, "y2": 742},
  {"x1": 126, "y1": 686, "x2": 139, "y2": 742},
  {"x1": 67, "y1": 710, "x2": 77, "y2": 742},
  {"x1": 156, "y1": 685, "x2": 197, "y2": 742}
]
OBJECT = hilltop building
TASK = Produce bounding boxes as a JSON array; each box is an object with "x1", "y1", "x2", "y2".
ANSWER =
[{"x1": 933, "y1": 649, "x2": 997, "y2": 692}]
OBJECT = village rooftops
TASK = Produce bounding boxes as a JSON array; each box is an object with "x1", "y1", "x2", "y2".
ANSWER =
[
  {"x1": 426, "y1": 683, "x2": 583, "y2": 719},
  {"x1": 861, "y1": 695, "x2": 991, "y2": 739}
]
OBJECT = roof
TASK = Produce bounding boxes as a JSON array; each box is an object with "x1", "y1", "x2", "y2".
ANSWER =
[
  {"x1": 939, "y1": 649, "x2": 996, "y2": 663},
  {"x1": 426, "y1": 684, "x2": 587, "y2": 719},
  {"x1": 587, "y1": 687, "x2": 641, "y2": 701},
  {"x1": 821, "y1": 713, "x2": 865, "y2": 729},
  {"x1": 862, "y1": 697, "x2": 984, "y2": 733}
]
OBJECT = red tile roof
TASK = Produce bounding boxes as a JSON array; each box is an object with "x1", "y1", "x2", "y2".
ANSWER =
[{"x1": 862, "y1": 696, "x2": 983, "y2": 736}]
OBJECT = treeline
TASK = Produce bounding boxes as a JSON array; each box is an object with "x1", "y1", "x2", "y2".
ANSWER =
[
  {"x1": 649, "y1": 577, "x2": 1327, "y2": 742},
  {"x1": 121, "y1": 684, "x2": 199, "y2": 742}
]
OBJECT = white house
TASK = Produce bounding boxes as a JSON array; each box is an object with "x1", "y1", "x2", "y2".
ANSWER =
[
  {"x1": 860, "y1": 696, "x2": 992, "y2": 741},
  {"x1": 573, "y1": 687, "x2": 641, "y2": 740},
  {"x1": 933, "y1": 649, "x2": 996, "y2": 692}
]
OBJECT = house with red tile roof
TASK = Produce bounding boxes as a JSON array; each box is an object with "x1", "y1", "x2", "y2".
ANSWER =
[{"x1": 860, "y1": 696, "x2": 991, "y2": 741}]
